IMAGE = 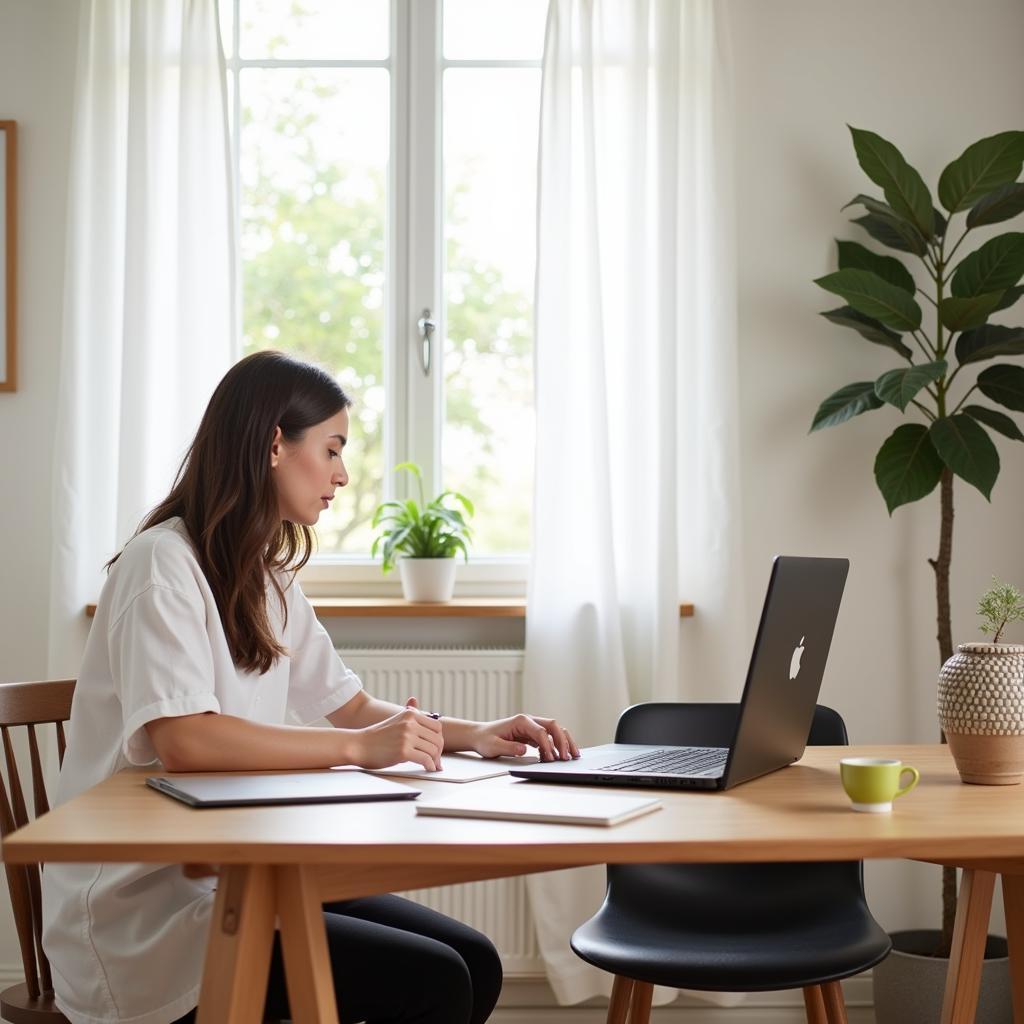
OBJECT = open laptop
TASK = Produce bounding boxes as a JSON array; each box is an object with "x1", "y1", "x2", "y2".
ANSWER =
[{"x1": 510, "y1": 555, "x2": 849, "y2": 791}]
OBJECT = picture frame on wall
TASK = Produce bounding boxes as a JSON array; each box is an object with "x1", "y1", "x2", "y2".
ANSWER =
[{"x1": 0, "y1": 121, "x2": 15, "y2": 392}]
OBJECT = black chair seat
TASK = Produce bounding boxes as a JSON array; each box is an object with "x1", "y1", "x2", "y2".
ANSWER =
[
  {"x1": 569, "y1": 703, "x2": 891, "y2": 1022},
  {"x1": 572, "y1": 862, "x2": 891, "y2": 991}
]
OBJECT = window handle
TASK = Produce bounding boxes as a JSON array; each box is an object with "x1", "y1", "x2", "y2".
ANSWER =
[{"x1": 416, "y1": 308, "x2": 435, "y2": 376}]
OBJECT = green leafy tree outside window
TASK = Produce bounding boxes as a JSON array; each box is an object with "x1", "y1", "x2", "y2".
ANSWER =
[{"x1": 242, "y1": 72, "x2": 533, "y2": 554}]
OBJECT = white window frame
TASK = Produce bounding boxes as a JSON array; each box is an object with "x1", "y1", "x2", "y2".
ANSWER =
[{"x1": 224, "y1": 0, "x2": 540, "y2": 596}]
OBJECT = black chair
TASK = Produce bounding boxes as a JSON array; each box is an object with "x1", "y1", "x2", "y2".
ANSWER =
[{"x1": 570, "y1": 703, "x2": 891, "y2": 1024}]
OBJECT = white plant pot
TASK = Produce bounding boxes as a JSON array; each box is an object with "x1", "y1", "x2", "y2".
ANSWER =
[{"x1": 398, "y1": 557, "x2": 457, "y2": 602}]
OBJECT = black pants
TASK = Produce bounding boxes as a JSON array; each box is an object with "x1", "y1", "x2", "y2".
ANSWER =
[{"x1": 171, "y1": 894, "x2": 503, "y2": 1024}]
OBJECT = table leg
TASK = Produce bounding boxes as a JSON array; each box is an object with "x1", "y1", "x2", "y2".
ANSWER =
[
  {"x1": 940, "y1": 867, "x2": 996, "y2": 1024},
  {"x1": 277, "y1": 865, "x2": 340, "y2": 1024},
  {"x1": 197, "y1": 865, "x2": 276, "y2": 1024},
  {"x1": 1002, "y1": 873, "x2": 1024, "y2": 1023}
]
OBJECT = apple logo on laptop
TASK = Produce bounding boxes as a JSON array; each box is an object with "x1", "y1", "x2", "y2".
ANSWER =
[{"x1": 789, "y1": 636, "x2": 805, "y2": 680}]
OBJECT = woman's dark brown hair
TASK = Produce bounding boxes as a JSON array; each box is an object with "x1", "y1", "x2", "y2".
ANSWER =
[{"x1": 108, "y1": 350, "x2": 351, "y2": 674}]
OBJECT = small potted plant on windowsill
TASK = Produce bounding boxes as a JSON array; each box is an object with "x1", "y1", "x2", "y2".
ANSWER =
[{"x1": 370, "y1": 462, "x2": 474, "y2": 602}]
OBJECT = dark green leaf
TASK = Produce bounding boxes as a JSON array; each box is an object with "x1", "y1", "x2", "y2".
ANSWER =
[
  {"x1": 938, "y1": 132, "x2": 1024, "y2": 213},
  {"x1": 850, "y1": 127, "x2": 934, "y2": 234},
  {"x1": 978, "y1": 363, "x2": 1024, "y2": 412},
  {"x1": 939, "y1": 292, "x2": 1006, "y2": 331},
  {"x1": 874, "y1": 360, "x2": 946, "y2": 411},
  {"x1": 963, "y1": 404, "x2": 1024, "y2": 442},
  {"x1": 820, "y1": 307, "x2": 913, "y2": 358},
  {"x1": 810, "y1": 381, "x2": 884, "y2": 432},
  {"x1": 993, "y1": 285, "x2": 1024, "y2": 313},
  {"x1": 814, "y1": 269, "x2": 922, "y2": 330},
  {"x1": 851, "y1": 214, "x2": 928, "y2": 256},
  {"x1": 874, "y1": 423, "x2": 945, "y2": 513},
  {"x1": 929, "y1": 415, "x2": 1000, "y2": 499},
  {"x1": 843, "y1": 193, "x2": 898, "y2": 217},
  {"x1": 966, "y1": 182, "x2": 1024, "y2": 229},
  {"x1": 950, "y1": 232, "x2": 1024, "y2": 297},
  {"x1": 933, "y1": 207, "x2": 948, "y2": 238},
  {"x1": 844, "y1": 193, "x2": 930, "y2": 255},
  {"x1": 836, "y1": 239, "x2": 916, "y2": 294},
  {"x1": 955, "y1": 325, "x2": 1024, "y2": 364}
]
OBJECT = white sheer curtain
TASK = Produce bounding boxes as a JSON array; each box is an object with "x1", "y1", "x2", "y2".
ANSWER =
[
  {"x1": 48, "y1": 0, "x2": 235, "y2": 678},
  {"x1": 523, "y1": 0, "x2": 747, "y2": 1005}
]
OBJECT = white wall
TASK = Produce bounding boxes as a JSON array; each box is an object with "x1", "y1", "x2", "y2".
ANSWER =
[
  {"x1": 0, "y1": 0, "x2": 77, "y2": 682},
  {"x1": 0, "y1": 0, "x2": 79, "y2": 978},
  {"x1": 726, "y1": 0, "x2": 1024, "y2": 935},
  {"x1": 2, "y1": 0, "x2": 1024, "y2": 998}
]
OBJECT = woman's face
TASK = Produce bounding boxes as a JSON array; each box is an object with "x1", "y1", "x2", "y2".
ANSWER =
[{"x1": 270, "y1": 409, "x2": 350, "y2": 525}]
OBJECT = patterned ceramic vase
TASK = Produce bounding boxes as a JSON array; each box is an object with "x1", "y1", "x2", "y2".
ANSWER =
[{"x1": 937, "y1": 642, "x2": 1024, "y2": 785}]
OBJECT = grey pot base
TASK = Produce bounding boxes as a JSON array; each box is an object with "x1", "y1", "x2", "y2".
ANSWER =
[{"x1": 873, "y1": 929, "x2": 1010, "y2": 1024}]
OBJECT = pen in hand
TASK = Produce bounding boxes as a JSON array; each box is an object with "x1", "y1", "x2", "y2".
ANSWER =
[{"x1": 406, "y1": 696, "x2": 443, "y2": 769}]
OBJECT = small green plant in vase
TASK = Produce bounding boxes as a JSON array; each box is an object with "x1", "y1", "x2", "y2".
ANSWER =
[
  {"x1": 371, "y1": 462, "x2": 474, "y2": 602},
  {"x1": 977, "y1": 576, "x2": 1024, "y2": 643}
]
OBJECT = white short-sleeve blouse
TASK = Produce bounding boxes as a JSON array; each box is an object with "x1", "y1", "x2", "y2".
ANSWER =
[{"x1": 41, "y1": 517, "x2": 363, "y2": 1024}]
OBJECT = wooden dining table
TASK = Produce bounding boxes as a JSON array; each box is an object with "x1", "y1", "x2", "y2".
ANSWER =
[{"x1": 4, "y1": 744, "x2": 1024, "y2": 1024}]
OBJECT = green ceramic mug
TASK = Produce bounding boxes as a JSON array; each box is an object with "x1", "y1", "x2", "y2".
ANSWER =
[{"x1": 839, "y1": 757, "x2": 920, "y2": 813}]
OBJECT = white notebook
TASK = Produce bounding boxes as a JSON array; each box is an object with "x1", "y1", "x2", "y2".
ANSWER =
[
  {"x1": 416, "y1": 784, "x2": 662, "y2": 826},
  {"x1": 363, "y1": 753, "x2": 540, "y2": 784}
]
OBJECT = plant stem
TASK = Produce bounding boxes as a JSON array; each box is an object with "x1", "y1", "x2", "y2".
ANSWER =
[
  {"x1": 931, "y1": 469, "x2": 955, "y2": 666},
  {"x1": 910, "y1": 399, "x2": 936, "y2": 421},
  {"x1": 941, "y1": 866, "x2": 958, "y2": 959},
  {"x1": 928, "y1": 467, "x2": 957, "y2": 955},
  {"x1": 944, "y1": 226, "x2": 970, "y2": 267},
  {"x1": 928, "y1": 237, "x2": 959, "y2": 956},
  {"x1": 910, "y1": 330, "x2": 936, "y2": 360}
]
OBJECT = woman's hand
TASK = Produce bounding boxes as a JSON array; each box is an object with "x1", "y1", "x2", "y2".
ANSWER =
[
  {"x1": 346, "y1": 704, "x2": 444, "y2": 772},
  {"x1": 470, "y1": 714, "x2": 582, "y2": 762}
]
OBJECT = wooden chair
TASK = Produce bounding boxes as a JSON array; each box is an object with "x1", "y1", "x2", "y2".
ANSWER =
[
  {"x1": 0, "y1": 680, "x2": 288, "y2": 1024},
  {"x1": 0, "y1": 678, "x2": 75, "y2": 1023}
]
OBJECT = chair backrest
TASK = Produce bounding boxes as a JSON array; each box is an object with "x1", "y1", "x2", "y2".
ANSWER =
[
  {"x1": 605, "y1": 702, "x2": 860, "y2": 924},
  {"x1": 0, "y1": 680, "x2": 76, "y2": 1003},
  {"x1": 614, "y1": 701, "x2": 847, "y2": 747}
]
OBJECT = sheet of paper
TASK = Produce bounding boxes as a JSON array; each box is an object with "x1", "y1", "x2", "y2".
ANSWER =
[{"x1": 361, "y1": 752, "x2": 540, "y2": 783}]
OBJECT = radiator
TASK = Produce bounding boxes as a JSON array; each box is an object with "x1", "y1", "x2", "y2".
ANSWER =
[{"x1": 336, "y1": 648, "x2": 541, "y2": 975}]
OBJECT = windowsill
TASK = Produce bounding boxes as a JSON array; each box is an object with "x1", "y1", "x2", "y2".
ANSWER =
[{"x1": 84, "y1": 599, "x2": 696, "y2": 620}]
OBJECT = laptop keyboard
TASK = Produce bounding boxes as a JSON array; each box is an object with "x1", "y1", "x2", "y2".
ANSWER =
[{"x1": 602, "y1": 747, "x2": 728, "y2": 775}]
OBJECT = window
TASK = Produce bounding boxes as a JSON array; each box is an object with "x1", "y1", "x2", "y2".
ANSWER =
[{"x1": 222, "y1": 0, "x2": 546, "y2": 575}]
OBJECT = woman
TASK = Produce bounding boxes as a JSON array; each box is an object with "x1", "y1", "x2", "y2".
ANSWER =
[{"x1": 42, "y1": 350, "x2": 580, "y2": 1024}]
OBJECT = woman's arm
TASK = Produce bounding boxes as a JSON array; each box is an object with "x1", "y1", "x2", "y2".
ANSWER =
[
  {"x1": 328, "y1": 692, "x2": 580, "y2": 763},
  {"x1": 438, "y1": 713, "x2": 581, "y2": 762},
  {"x1": 145, "y1": 702, "x2": 443, "y2": 772}
]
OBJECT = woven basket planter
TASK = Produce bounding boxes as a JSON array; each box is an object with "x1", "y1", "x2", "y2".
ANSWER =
[{"x1": 937, "y1": 643, "x2": 1024, "y2": 785}]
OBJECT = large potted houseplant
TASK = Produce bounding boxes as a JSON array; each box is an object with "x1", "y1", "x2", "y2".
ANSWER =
[
  {"x1": 811, "y1": 126, "x2": 1024, "y2": 1017},
  {"x1": 371, "y1": 462, "x2": 474, "y2": 602}
]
